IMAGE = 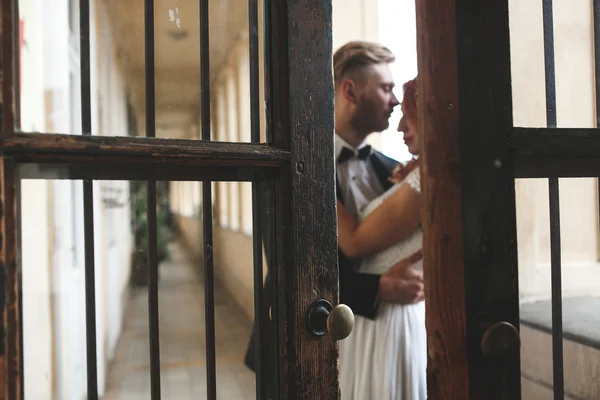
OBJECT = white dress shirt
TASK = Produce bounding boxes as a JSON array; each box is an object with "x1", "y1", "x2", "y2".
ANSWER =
[{"x1": 335, "y1": 134, "x2": 386, "y2": 218}]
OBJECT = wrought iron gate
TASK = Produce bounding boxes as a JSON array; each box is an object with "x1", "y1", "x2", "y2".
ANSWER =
[{"x1": 0, "y1": 0, "x2": 340, "y2": 399}]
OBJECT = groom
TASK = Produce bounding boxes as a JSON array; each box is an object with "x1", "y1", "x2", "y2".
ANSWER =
[
  {"x1": 244, "y1": 40, "x2": 423, "y2": 395},
  {"x1": 334, "y1": 41, "x2": 424, "y2": 315}
]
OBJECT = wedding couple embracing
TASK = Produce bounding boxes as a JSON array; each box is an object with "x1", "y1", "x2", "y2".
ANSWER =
[
  {"x1": 333, "y1": 41, "x2": 426, "y2": 400},
  {"x1": 244, "y1": 40, "x2": 426, "y2": 400}
]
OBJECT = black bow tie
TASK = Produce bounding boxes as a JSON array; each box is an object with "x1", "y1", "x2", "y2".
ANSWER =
[{"x1": 337, "y1": 145, "x2": 372, "y2": 164}]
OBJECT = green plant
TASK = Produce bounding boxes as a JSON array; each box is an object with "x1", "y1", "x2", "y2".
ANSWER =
[{"x1": 130, "y1": 181, "x2": 171, "y2": 263}]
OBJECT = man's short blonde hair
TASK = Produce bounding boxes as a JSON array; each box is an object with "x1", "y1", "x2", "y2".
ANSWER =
[{"x1": 333, "y1": 41, "x2": 395, "y2": 89}]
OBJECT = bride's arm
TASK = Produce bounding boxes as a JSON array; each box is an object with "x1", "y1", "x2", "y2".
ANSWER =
[{"x1": 337, "y1": 183, "x2": 421, "y2": 258}]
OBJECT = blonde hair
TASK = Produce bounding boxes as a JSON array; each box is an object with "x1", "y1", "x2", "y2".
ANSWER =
[{"x1": 333, "y1": 41, "x2": 395, "y2": 88}]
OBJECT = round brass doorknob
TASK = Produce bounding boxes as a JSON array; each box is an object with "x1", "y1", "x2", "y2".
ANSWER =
[
  {"x1": 327, "y1": 304, "x2": 355, "y2": 340},
  {"x1": 481, "y1": 321, "x2": 520, "y2": 360},
  {"x1": 307, "y1": 299, "x2": 355, "y2": 340}
]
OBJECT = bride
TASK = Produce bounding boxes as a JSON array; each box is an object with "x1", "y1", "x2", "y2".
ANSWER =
[{"x1": 337, "y1": 77, "x2": 426, "y2": 400}]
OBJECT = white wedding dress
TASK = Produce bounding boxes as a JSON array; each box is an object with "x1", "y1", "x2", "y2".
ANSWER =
[{"x1": 339, "y1": 167, "x2": 427, "y2": 400}]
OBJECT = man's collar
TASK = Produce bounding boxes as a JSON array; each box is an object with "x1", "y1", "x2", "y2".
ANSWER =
[{"x1": 334, "y1": 134, "x2": 370, "y2": 160}]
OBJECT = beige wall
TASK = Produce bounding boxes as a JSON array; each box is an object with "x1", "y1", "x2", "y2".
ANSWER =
[
  {"x1": 176, "y1": 215, "x2": 267, "y2": 319},
  {"x1": 510, "y1": 0, "x2": 600, "y2": 302},
  {"x1": 510, "y1": 1, "x2": 600, "y2": 397},
  {"x1": 332, "y1": 0, "x2": 379, "y2": 51}
]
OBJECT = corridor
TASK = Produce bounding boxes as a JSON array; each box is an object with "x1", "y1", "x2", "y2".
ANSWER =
[{"x1": 102, "y1": 244, "x2": 256, "y2": 400}]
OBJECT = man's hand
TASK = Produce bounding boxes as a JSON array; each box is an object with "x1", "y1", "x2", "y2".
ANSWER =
[{"x1": 377, "y1": 250, "x2": 424, "y2": 304}]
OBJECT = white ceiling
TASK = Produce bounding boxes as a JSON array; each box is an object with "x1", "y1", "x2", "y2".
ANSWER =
[{"x1": 103, "y1": 0, "x2": 249, "y2": 138}]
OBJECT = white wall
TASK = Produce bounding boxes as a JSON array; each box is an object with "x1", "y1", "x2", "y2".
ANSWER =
[
  {"x1": 19, "y1": 0, "x2": 134, "y2": 398},
  {"x1": 377, "y1": 0, "x2": 417, "y2": 162},
  {"x1": 21, "y1": 179, "x2": 53, "y2": 398},
  {"x1": 19, "y1": 0, "x2": 54, "y2": 397},
  {"x1": 332, "y1": 0, "x2": 378, "y2": 50}
]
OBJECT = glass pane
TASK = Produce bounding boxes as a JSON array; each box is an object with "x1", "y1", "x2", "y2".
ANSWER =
[{"x1": 516, "y1": 178, "x2": 600, "y2": 399}]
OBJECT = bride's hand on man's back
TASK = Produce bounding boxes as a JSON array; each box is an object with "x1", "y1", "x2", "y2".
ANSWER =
[{"x1": 389, "y1": 158, "x2": 419, "y2": 184}]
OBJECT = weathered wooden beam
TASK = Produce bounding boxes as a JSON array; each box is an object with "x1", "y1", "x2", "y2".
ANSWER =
[
  {"x1": 511, "y1": 127, "x2": 600, "y2": 159},
  {"x1": 418, "y1": 0, "x2": 521, "y2": 398},
  {"x1": 0, "y1": 0, "x2": 20, "y2": 398},
  {"x1": 415, "y1": 0, "x2": 469, "y2": 398},
  {"x1": 511, "y1": 127, "x2": 600, "y2": 177},
  {"x1": 267, "y1": 0, "x2": 339, "y2": 398},
  {"x1": 0, "y1": 159, "x2": 19, "y2": 400},
  {"x1": 3, "y1": 133, "x2": 290, "y2": 168}
]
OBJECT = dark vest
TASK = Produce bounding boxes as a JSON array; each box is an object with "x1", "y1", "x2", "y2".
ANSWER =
[{"x1": 336, "y1": 150, "x2": 398, "y2": 204}]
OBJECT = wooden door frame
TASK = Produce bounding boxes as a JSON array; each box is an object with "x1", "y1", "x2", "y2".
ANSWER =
[
  {"x1": 266, "y1": 0, "x2": 339, "y2": 398},
  {"x1": 417, "y1": 0, "x2": 520, "y2": 398},
  {"x1": 0, "y1": 0, "x2": 339, "y2": 399}
]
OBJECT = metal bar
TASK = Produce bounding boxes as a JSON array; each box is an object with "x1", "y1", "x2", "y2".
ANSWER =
[
  {"x1": 252, "y1": 183, "x2": 264, "y2": 398},
  {"x1": 548, "y1": 177, "x2": 564, "y2": 399},
  {"x1": 82, "y1": 180, "x2": 98, "y2": 399},
  {"x1": 249, "y1": 0, "x2": 260, "y2": 143},
  {"x1": 80, "y1": 0, "x2": 91, "y2": 137},
  {"x1": 2, "y1": 133, "x2": 291, "y2": 166},
  {"x1": 542, "y1": 0, "x2": 564, "y2": 397},
  {"x1": 2, "y1": 0, "x2": 16, "y2": 137},
  {"x1": 147, "y1": 180, "x2": 161, "y2": 399},
  {"x1": 80, "y1": 0, "x2": 99, "y2": 397},
  {"x1": 594, "y1": 0, "x2": 600, "y2": 127},
  {"x1": 144, "y1": 0, "x2": 156, "y2": 141},
  {"x1": 202, "y1": 183, "x2": 216, "y2": 400},
  {"x1": 199, "y1": 0, "x2": 217, "y2": 397},
  {"x1": 200, "y1": 0, "x2": 210, "y2": 143},
  {"x1": 542, "y1": 0, "x2": 557, "y2": 129},
  {"x1": 144, "y1": 0, "x2": 161, "y2": 398}
]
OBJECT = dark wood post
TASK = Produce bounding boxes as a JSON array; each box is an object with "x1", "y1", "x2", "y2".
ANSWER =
[{"x1": 417, "y1": 0, "x2": 521, "y2": 398}]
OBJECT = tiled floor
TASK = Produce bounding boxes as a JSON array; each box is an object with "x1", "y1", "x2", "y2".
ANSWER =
[{"x1": 102, "y1": 244, "x2": 256, "y2": 399}]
